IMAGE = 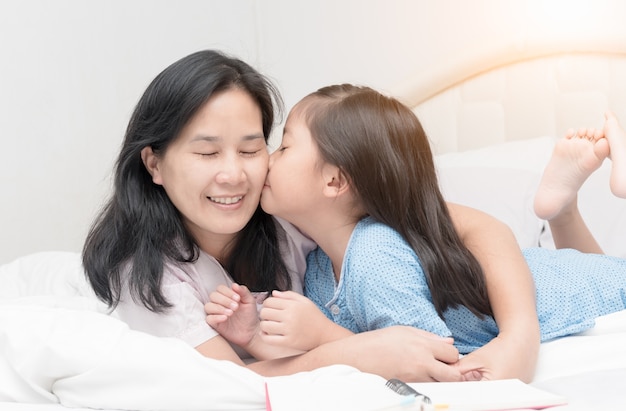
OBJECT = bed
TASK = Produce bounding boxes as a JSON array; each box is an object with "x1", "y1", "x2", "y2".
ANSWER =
[{"x1": 2, "y1": 42, "x2": 626, "y2": 411}]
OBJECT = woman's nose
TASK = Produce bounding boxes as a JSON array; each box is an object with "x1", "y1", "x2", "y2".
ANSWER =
[{"x1": 215, "y1": 156, "x2": 246, "y2": 184}]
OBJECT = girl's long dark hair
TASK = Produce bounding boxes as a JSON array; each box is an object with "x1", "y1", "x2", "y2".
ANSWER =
[
  {"x1": 83, "y1": 50, "x2": 291, "y2": 312},
  {"x1": 301, "y1": 84, "x2": 491, "y2": 318}
]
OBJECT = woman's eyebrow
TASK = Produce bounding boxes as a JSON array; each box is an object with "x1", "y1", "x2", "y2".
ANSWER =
[
  {"x1": 191, "y1": 133, "x2": 265, "y2": 142},
  {"x1": 243, "y1": 133, "x2": 265, "y2": 141}
]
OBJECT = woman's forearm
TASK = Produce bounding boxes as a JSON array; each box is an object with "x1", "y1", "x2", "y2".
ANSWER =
[{"x1": 248, "y1": 326, "x2": 463, "y2": 382}]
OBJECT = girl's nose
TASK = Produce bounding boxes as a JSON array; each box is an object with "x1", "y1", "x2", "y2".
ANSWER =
[{"x1": 268, "y1": 151, "x2": 276, "y2": 169}]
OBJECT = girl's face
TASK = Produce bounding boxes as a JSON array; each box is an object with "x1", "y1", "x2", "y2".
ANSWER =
[
  {"x1": 261, "y1": 107, "x2": 326, "y2": 227},
  {"x1": 144, "y1": 88, "x2": 269, "y2": 256}
]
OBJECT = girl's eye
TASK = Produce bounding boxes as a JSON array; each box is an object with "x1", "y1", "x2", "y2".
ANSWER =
[{"x1": 197, "y1": 152, "x2": 218, "y2": 158}]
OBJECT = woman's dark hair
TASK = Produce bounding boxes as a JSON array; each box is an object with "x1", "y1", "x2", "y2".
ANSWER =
[
  {"x1": 299, "y1": 84, "x2": 491, "y2": 318},
  {"x1": 83, "y1": 50, "x2": 290, "y2": 312}
]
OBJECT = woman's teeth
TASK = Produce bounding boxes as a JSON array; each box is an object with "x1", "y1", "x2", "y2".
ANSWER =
[{"x1": 209, "y1": 196, "x2": 242, "y2": 205}]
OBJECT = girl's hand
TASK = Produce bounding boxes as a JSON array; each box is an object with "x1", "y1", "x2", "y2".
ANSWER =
[
  {"x1": 205, "y1": 283, "x2": 259, "y2": 348},
  {"x1": 259, "y1": 290, "x2": 353, "y2": 351},
  {"x1": 454, "y1": 333, "x2": 537, "y2": 382}
]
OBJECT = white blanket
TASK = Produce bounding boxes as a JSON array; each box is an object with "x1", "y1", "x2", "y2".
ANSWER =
[
  {"x1": 0, "y1": 252, "x2": 266, "y2": 410},
  {"x1": 0, "y1": 299, "x2": 267, "y2": 410}
]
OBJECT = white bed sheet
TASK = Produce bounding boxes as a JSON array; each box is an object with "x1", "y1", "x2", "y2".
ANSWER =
[
  {"x1": 533, "y1": 368, "x2": 626, "y2": 411},
  {"x1": 1, "y1": 252, "x2": 625, "y2": 410}
]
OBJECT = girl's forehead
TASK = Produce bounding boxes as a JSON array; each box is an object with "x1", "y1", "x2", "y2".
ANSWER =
[
  {"x1": 286, "y1": 102, "x2": 306, "y2": 122},
  {"x1": 288, "y1": 96, "x2": 319, "y2": 120}
]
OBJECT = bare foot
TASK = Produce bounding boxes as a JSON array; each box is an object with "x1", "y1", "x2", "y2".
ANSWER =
[
  {"x1": 534, "y1": 128, "x2": 610, "y2": 220},
  {"x1": 604, "y1": 112, "x2": 626, "y2": 198}
]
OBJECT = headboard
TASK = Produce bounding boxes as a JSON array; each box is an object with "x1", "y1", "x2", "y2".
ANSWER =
[{"x1": 391, "y1": 38, "x2": 626, "y2": 154}]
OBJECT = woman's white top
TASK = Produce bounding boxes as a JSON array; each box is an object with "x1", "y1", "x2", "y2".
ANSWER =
[{"x1": 114, "y1": 217, "x2": 315, "y2": 348}]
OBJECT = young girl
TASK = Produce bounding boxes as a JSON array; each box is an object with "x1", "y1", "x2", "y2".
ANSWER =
[
  {"x1": 207, "y1": 84, "x2": 626, "y2": 382},
  {"x1": 83, "y1": 50, "x2": 502, "y2": 382}
]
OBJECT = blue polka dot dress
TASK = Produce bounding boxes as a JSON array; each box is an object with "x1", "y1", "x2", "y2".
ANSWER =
[{"x1": 303, "y1": 217, "x2": 626, "y2": 354}]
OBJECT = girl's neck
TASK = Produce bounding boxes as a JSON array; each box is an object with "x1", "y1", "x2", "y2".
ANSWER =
[{"x1": 301, "y1": 216, "x2": 359, "y2": 282}]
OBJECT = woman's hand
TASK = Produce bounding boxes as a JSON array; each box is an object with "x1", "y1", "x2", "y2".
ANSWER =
[
  {"x1": 259, "y1": 290, "x2": 353, "y2": 351},
  {"x1": 372, "y1": 327, "x2": 462, "y2": 382},
  {"x1": 205, "y1": 283, "x2": 260, "y2": 348},
  {"x1": 205, "y1": 285, "x2": 306, "y2": 360}
]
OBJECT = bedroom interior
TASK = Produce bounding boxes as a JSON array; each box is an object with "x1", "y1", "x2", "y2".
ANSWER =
[{"x1": 1, "y1": 1, "x2": 625, "y2": 410}]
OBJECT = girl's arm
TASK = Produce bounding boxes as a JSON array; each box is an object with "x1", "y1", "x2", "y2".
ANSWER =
[{"x1": 447, "y1": 202, "x2": 540, "y2": 382}]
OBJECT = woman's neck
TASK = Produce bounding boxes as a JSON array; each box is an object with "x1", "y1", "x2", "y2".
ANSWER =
[{"x1": 187, "y1": 226, "x2": 237, "y2": 265}]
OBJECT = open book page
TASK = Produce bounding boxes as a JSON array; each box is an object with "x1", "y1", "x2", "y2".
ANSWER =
[
  {"x1": 265, "y1": 366, "x2": 422, "y2": 411},
  {"x1": 265, "y1": 365, "x2": 567, "y2": 411},
  {"x1": 410, "y1": 379, "x2": 567, "y2": 410}
]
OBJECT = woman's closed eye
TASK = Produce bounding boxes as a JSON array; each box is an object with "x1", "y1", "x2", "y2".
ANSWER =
[
  {"x1": 197, "y1": 151, "x2": 218, "y2": 158},
  {"x1": 240, "y1": 149, "x2": 263, "y2": 157},
  {"x1": 194, "y1": 149, "x2": 261, "y2": 158}
]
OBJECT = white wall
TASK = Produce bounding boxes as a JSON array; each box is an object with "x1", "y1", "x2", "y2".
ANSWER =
[
  {"x1": 1, "y1": 0, "x2": 625, "y2": 263},
  {"x1": 0, "y1": 0, "x2": 261, "y2": 264}
]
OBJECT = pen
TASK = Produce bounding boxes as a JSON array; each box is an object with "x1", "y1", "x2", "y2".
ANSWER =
[
  {"x1": 385, "y1": 378, "x2": 432, "y2": 404},
  {"x1": 386, "y1": 378, "x2": 431, "y2": 404}
]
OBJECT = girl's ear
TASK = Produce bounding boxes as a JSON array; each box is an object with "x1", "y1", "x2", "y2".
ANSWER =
[
  {"x1": 140, "y1": 146, "x2": 164, "y2": 185},
  {"x1": 322, "y1": 165, "x2": 350, "y2": 198}
]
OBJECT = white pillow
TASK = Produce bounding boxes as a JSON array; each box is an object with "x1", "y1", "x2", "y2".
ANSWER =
[
  {"x1": 435, "y1": 137, "x2": 556, "y2": 249},
  {"x1": 0, "y1": 251, "x2": 92, "y2": 299},
  {"x1": 434, "y1": 136, "x2": 626, "y2": 258},
  {"x1": 434, "y1": 136, "x2": 556, "y2": 172},
  {"x1": 438, "y1": 166, "x2": 543, "y2": 249}
]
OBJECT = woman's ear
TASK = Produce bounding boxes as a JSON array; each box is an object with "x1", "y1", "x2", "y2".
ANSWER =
[
  {"x1": 322, "y1": 166, "x2": 350, "y2": 198},
  {"x1": 140, "y1": 146, "x2": 163, "y2": 185}
]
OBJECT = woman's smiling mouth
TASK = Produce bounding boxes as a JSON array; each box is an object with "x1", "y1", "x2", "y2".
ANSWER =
[{"x1": 208, "y1": 196, "x2": 243, "y2": 205}]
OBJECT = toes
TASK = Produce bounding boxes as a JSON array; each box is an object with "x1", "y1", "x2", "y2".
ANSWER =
[
  {"x1": 582, "y1": 128, "x2": 596, "y2": 140},
  {"x1": 565, "y1": 128, "x2": 577, "y2": 139},
  {"x1": 592, "y1": 128, "x2": 604, "y2": 141},
  {"x1": 594, "y1": 138, "x2": 610, "y2": 159}
]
